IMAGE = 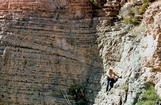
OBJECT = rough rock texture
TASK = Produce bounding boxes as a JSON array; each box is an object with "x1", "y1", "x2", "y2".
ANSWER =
[
  {"x1": 0, "y1": 0, "x2": 103, "y2": 104},
  {"x1": 94, "y1": 1, "x2": 161, "y2": 105},
  {"x1": 95, "y1": 19, "x2": 145, "y2": 105},
  {"x1": 0, "y1": 0, "x2": 161, "y2": 105},
  {"x1": 141, "y1": 1, "x2": 161, "y2": 97}
]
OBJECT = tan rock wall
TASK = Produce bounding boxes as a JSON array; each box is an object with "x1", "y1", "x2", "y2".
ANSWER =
[
  {"x1": 141, "y1": 1, "x2": 161, "y2": 97},
  {"x1": 0, "y1": 0, "x2": 104, "y2": 104}
]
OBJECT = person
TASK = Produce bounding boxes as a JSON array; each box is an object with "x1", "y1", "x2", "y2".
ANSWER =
[{"x1": 105, "y1": 68, "x2": 118, "y2": 92}]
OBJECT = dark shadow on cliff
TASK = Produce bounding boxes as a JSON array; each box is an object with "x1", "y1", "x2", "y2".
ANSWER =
[{"x1": 82, "y1": 44, "x2": 104, "y2": 104}]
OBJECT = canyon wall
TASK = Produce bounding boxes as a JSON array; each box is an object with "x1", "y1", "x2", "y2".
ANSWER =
[
  {"x1": 0, "y1": 0, "x2": 104, "y2": 104},
  {"x1": 95, "y1": 1, "x2": 161, "y2": 105},
  {"x1": 141, "y1": 1, "x2": 161, "y2": 97},
  {"x1": 0, "y1": 0, "x2": 161, "y2": 105}
]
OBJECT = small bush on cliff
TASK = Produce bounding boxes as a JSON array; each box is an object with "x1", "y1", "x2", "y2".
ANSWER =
[
  {"x1": 123, "y1": 17, "x2": 139, "y2": 25},
  {"x1": 91, "y1": 0, "x2": 97, "y2": 5},
  {"x1": 121, "y1": 0, "x2": 149, "y2": 25},
  {"x1": 69, "y1": 85, "x2": 87, "y2": 105},
  {"x1": 122, "y1": 84, "x2": 129, "y2": 92},
  {"x1": 77, "y1": 99, "x2": 86, "y2": 105},
  {"x1": 133, "y1": 0, "x2": 149, "y2": 15},
  {"x1": 136, "y1": 84, "x2": 161, "y2": 105}
]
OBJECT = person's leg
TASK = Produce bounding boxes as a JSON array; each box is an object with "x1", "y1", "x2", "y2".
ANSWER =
[
  {"x1": 109, "y1": 78, "x2": 118, "y2": 91},
  {"x1": 106, "y1": 78, "x2": 109, "y2": 91},
  {"x1": 114, "y1": 78, "x2": 118, "y2": 83},
  {"x1": 110, "y1": 79, "x2": 115, "y2": 88}
]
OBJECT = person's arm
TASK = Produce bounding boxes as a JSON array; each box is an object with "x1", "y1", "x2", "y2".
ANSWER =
[
  {"x1": 113, "y1": 72, "x2": 118, "y2": 78},
  {"x1": 106, "y1": 71, "x2": 110, "y2": 78}
]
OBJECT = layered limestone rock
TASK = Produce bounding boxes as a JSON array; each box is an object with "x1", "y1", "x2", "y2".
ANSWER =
[
  {"x1": 0, "y1": 0, "x2": 123, "y2": 104},
  {"x1": 0, "y1": 0, "x2": 160, "y2": 105},
  {"x1": 0, "y1": 0, "x2": 103, "y2": 104}
]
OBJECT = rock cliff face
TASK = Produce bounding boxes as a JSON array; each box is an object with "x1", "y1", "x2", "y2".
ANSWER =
[
  {"x1": 0, "y1": 0, "x2": 161, "y2": 105},
  {"x1": 141, "y1": 1, "x2": 161, "y2": 97},
  {"x1": 0, "y1": 0, "x2": 103, "y2": 104},
  {"x1": 95, "y1": 1, "x2": 161, "y2": 105}
]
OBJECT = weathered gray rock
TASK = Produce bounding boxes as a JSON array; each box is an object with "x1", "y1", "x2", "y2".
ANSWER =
[
  {"x1": 94, "y1": 1, "x2": 161, "y2": 105},
  {"x1": 0, "y1": 0, "x2": 161, "y2": 105}
]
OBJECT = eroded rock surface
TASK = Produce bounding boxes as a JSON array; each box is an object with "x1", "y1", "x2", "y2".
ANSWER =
[
  {"x1": 0, "y1": 0, "x2": 103, "y2": 104},
  {"x1": 141, "y1": 1, "x2": 161, "y2": 97},
  {"x1": 0, "y1": 0, "x2": 161, "y2": 105},
  {"x1": 94, "y1": 1, "x2": 161, "y2": 105}
]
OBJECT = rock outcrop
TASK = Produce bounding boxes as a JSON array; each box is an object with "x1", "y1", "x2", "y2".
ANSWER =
[
  {"x1": 0, "y1": 0, "x2": 103, "y2": 104},
  {"x1": 0, "y1": 0, "x2": 161, "y2": 105},
  {"x1": 95, "y1": 0, "x2": 161, "y2": 105},
  {"x1": 141, "y1": 1, "x2": 161, "y2": 97}
]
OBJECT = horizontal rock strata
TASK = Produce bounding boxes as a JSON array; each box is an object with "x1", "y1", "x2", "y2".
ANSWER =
[{"x1": 0, "y1": 0, "x2": 104, "y2": 104}]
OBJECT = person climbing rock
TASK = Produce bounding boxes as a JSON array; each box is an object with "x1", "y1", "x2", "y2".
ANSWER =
[{"x1": 105, "y1": 67, "x2": 119, "y2": 92}]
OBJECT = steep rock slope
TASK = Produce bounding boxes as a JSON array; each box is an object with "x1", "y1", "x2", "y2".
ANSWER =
[
  {"x1": 95, "y1": 1, "x2": 161, "y2": 105},
  {"x1": 141, "y1": 1, "x2": 161, "y2": 98},
  {"x1": 0, "y1": 0, "x2": 160, "y2": 105}
]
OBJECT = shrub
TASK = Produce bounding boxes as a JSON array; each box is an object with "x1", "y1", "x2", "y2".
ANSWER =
[
  {"x1": 143, "y1": 100, "x2": 154, "y2": 105},
  {"x1": 123, "y1": 17, "x2": 139, "y2": 25},
  {"x1": 91, "y1": 0, "x2": 97, "y2": 5},
  {"x1": 121, "y1": 0, "x2": 149, "y2": 25},
  {"x1": 77, "y1": 99, "x2": 86, "y2": 105},
  {"x1": 69, "y1": 85, "x2": 87, "y2": 105},
  {"x1": 138, "y1": 1, "x2": 149, "y2": 14},
  {"x1": 136, "y1": 84, "x2": 161, "y2": 105},
  {"x1": 122, "y1": 84, "x2": 129, "y2": 92}
]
